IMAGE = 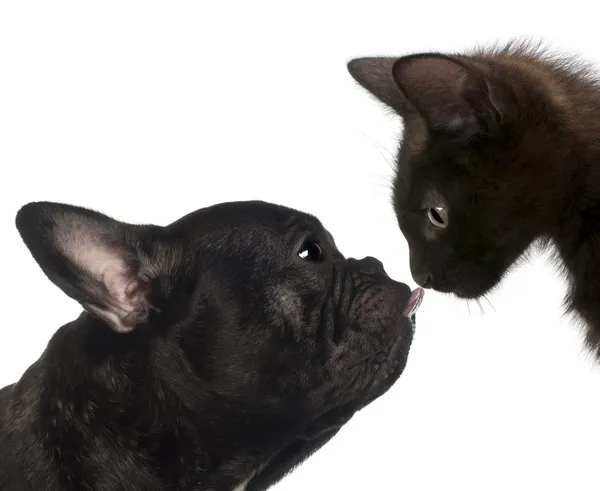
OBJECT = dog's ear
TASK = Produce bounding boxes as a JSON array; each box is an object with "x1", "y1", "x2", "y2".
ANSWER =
[
  {"x1": 347, "y1": 57, "x2": 413, "y2": 114},
  {"x1": 16, "y1": 201, "x2": 171, "y2": 333},
  {"x1": 391, "y1": 54, "x2": 506, "y2": 135}
]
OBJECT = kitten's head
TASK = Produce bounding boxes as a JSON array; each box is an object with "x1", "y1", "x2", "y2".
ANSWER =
[{"x1": 348, "y1": 47, "x2": 574, "y2": 298}]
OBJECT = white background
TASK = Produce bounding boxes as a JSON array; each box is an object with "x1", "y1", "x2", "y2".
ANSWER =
[{"x1": 2, "y1": 2, "x2": 600, "y2": 490}]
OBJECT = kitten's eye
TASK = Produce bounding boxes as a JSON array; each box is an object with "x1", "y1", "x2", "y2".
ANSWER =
[
  {"x1": 427, "y1": 207, "x2": 448, "y2": 229},
  {"x1": 298, "y1": 240, "x2": 324, "y2": 262}
]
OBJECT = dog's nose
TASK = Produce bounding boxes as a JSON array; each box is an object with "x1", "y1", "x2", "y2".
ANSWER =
[
  {"x1": 359, "y1": 256, "x2": 386, "y2": 274},
  {"x1": 413, "y1": 272, "x2": 432, "y2": 289}
]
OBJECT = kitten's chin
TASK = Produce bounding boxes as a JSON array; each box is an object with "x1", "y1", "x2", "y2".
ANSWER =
[
  {"x1": 448, "y1": 283, "x2": 495, "y2": 300},
  {"x1": 430, "y1": 274, "x2": 500, "y2": 299},
  {"x1": 452, "y1": 289, "x2": 476, "y2": 299}
]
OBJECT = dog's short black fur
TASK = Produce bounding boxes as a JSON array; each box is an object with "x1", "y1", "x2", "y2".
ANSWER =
[{"x1": 0, "y1": 200, "x2": 421, "y2": 490}]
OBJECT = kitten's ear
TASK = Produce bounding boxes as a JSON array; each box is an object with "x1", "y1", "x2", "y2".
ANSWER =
[
  {"x1": 347, "y1": 57, "x2": 413, "y2": 114},
  {"x1": 392, "y1": 54, "x2": 506, "y2": 135},
  {"x1": 16, "y1": 202, "x2": 168, "y2": 333}
]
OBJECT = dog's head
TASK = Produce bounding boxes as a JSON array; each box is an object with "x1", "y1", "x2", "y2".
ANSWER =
[{"x1": 16, "y1": 200, "x2": 422, "y2": 481}]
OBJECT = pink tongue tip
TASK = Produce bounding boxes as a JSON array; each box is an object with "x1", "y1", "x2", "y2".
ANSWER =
[{"x1": 403, "y1": 287, "x2": 424, "y2": 317}]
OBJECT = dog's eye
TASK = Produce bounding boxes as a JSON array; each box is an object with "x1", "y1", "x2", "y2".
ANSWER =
[
  {"x1": 427, "y1": 206, "x2": 448, "y2": 229},
  {"x1": 298, "y1": 240, "x2": 324, "y2": 262}
]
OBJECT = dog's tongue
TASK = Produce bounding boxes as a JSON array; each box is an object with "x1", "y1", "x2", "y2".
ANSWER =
[{"x1": 403, "y1": 288, "x2": 424, "y2": 317}]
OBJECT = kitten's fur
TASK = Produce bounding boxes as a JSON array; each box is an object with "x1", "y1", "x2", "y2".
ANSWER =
[{"x1": 347, "y1": 41, "x2": 600, "y2": 357}]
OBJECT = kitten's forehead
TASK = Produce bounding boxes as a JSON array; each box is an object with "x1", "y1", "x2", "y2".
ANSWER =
[
  {"x1": 421, "y1": 187, "x2": 447, "y2": 208},
  {"x1": 400, "y1": 154, "x2": 447, "y2": 200}
]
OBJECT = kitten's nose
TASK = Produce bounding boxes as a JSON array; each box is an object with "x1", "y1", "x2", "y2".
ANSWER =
[{"x1": 414, "y1": 272, "x2": 432, "y2": 289}]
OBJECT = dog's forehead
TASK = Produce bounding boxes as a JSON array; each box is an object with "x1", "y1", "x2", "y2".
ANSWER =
[{"x1": 168, "y1": 200, "x2": 328, "y2": 238}]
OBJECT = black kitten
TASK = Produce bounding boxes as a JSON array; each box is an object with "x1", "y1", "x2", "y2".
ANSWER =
[{"x1": 347, "y1": 42, "x2": 600, "y2": 357}]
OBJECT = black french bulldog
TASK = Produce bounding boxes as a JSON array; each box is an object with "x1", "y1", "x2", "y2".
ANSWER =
[{"x1": 0, "y1": 200, "x2": 423, "y2": 491}]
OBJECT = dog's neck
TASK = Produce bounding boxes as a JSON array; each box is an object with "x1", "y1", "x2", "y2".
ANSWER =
[{"x1": 16, "y1": 313, "x2": 294, "y2": 490}]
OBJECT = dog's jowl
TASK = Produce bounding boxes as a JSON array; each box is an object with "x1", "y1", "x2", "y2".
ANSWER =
[{"x1": 0, "y1": 200, "x2": 423, "y2": 491}]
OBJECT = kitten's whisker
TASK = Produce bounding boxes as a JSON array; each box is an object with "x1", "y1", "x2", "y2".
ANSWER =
[
  {"x1": 359, "y1": 131, "x2": 397, "y2": 173},
  {"x1": 483, "y1": 295, "x2": 496, "y2": 312},
  {"x1": 476, "y1": 298, "x2": 485, "y2": 315},
  {"x1": 369, "y1": 172, "x2": 394, "y2": 193}
]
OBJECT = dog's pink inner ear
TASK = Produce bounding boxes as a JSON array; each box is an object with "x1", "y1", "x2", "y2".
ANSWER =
[{"x1": 55, "y1": 218, "x2": 152, "y2": 333}]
